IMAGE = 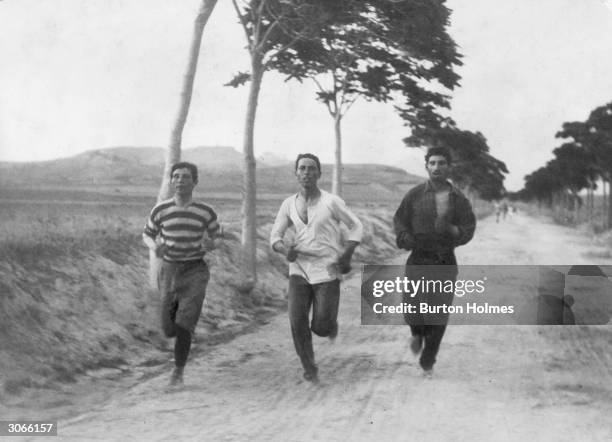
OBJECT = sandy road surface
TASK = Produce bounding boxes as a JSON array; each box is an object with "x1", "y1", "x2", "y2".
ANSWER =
[{"x1": 46, "y1": 213, "x2": 612, "y2": 441}]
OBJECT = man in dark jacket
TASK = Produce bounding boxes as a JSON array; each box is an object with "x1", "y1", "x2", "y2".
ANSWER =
[{"x1": 393, "y1": 147, "x2": 476, "y2": 376}]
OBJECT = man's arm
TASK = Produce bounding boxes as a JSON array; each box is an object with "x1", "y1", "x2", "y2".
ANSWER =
[
  {"x1": 201, "y1": 215, "x2": 224, "y2": 251},
  {"x1": 143, "y1": 211, "x2": 166, "y2": 257},
  {"x1": 142, "y1": 233, "x2": 157, "y2": 250},
  {"x1": 335, "y1": 240, "x2": 359, "y2": 273},
  {"x1": 393, "y1": 193, "x2": 416, "y2": 250},
  {"x1": 330, "y1": 196, "x2": 363, "y2": 272},
  {"x1": 270, "y1": 199, "x2": 297, "y2": 262},
  {"x1": 206, "y1": 219, "x2": 223, "y2": 238},
  {"x1": 453, "y1": 195, "x2": 476, "y2": 246},
  {"x1": 435, "y1": 213, "x2": 460, "y2": 238}
]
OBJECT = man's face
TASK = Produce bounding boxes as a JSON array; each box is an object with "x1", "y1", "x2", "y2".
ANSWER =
[
  {"x1": 426, "y1": 155, "x2": 450, "y2": 183},
  {"x1": 171, "y1": 167, "x2": 197, "y2": 196},
  {"x1": 295, "y1": 158, "x2": 321, "y2": 189}
]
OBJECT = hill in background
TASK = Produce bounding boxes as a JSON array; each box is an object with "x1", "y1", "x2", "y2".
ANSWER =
[{"x1": 0, "y1": 146, "x2": 424, "y2": 203}]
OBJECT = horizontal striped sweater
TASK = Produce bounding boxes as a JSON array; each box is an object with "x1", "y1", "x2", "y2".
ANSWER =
[{"x1": 144, "y1": 198, "x2": 219, "y2": 262}]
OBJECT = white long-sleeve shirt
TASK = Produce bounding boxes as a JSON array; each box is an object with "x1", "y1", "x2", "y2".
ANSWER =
[{"x1": 270, "y1": 190, "x2": 363, "y2": 284}]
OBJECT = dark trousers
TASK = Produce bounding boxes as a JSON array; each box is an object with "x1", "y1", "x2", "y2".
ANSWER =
[
  {"x1": 288, "y1": 275, "x2": 340, "y2": 376},
  {"x1": 403, "y1": 250, "x2": 457, "y2": 370}
]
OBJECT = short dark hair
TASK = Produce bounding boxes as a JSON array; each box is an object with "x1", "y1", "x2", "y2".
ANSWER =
[
  {"x1": 425, "y1": 147, "x2": 452, "y2": 165},
  {"x1": 171, "y1": 162, "x2": 198, "y2": 182},
  {"x1": 295, "y1": 153, "x2": 321, "y2": 172}
]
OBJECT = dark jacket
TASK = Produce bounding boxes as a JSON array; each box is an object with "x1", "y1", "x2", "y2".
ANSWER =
[{"x1": 393, "y1": 180, "x2": 476, "y2": 256}]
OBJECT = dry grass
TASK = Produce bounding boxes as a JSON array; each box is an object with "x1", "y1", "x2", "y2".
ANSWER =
[{"x1": 0, "y1": 197, "x2": 400, "y2": 402}]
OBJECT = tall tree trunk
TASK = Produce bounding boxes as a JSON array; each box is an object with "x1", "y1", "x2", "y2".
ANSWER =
[
  {"x1": 332, "y1": 112, "x2": 343, "y2": 196},
  {"x1": 608, "y1": 176, "x2": 612, "y2": 230},
  {"x1": 240, "y1": 58, "x2": 264, "y2": 291},
  {"x1": 591, "y1": 184, "x2": 595, "y2": 225},
  {"x1": 149, "y1": 0, "x2": 218, "y2": 288},
  {"x1": 603, "y1": 178, "x2": 608, "y2": 230},
  {"x1": 588, "y1": 183, "x2": 594, "y2": 225},
  {"x1": 571, "y1": 190, "x2": 580, "y2": 224},
  {"x1": 158, "y1": 0, "x2": 217, "y2": 202}
]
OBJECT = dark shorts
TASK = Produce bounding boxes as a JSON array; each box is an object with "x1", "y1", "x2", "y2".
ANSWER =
[{"x1": 158, "y1": 259, "x2": 210, "y2": 336}]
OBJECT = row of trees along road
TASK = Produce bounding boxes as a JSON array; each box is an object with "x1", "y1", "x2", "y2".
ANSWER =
[
  {"x1": 405, "y1": 119, "x2": 508, "y2": 203},
  {"x1": 151, "y1": 0, "x2": 467, "y2": 291},
  {"x1": 520, "y1": 101, "x2": 612, "y2": 229}
]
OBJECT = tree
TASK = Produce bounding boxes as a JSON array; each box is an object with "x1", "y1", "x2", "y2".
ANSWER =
[
  {"x1": 228, "y1": 1, "x2": 460, "y2": 285},
  {"x1": 271, "y1": 0, "x2": 461, "y2": 196},
  {"x1": 551, "y1": 143, "x2": 596, "y2": 213},
  {"x1": 158, "y1": 0, "x2": 219, "y2": 201},
  {"x1": 583, "y1": 103, "x2": 612, "y2": 228},
  {"x1": 556, "y1": 102, "x2": 612, "y2": 228},
  {"x1": 229, "y1": 0, "x2": 351, "y2": 289},
  {"x1": 523, "y1": 167, "x2": 560, "y2": 208},
  {"x1": 149, "y1": 0, "x2": 218, "y2": 287},
  {"x1": 404, "y1": 123, "x2": 508, "y2": 200},
  {"x1": 444, "y1": 131, "x2": 507, "y2": 201},
  {"x1": 521, "y1": 149, "x2": 591, "y2": 223}
]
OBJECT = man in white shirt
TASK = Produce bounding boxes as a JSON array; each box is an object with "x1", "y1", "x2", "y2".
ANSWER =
[{"x1": 270, "y1": 153, "x2": 363, "y2": 383}]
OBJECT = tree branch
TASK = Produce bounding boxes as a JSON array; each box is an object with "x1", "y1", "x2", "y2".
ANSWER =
[
  {"x1": 253, "y1": 0, "x2": 268, "y2": 46},
  {"x1": 312, "y1": 77, "x2": 335, "y2": 117},
  {"x1": 328, "y1": 73, "x2": 343, "y2": 117},
  {"x1": 232, "y1": 0, "x2": 252, "y2": 48},
  {"x1": 341, "y1": 95, "x2": 357, "y2": 117},
  {"x1": 259, "y1": 20, "x2": 279, "y2": 48},
  {"x1": 262, "y1": 33, "x2": 301, "y2": 67}
]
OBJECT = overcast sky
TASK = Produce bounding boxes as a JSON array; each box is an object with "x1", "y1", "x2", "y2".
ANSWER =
[{"x1": 2, "y1": 0, "x2": 612, "y2": 190}]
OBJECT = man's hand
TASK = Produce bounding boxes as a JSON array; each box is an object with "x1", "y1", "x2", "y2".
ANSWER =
[
  {"x1": 336, "y1": 254, "x2": 352, "y2": 274},
  {"x1": 435, "y1": 215, "x2": 460, "y2": 238},
  {"x1": 201, "y1": 237, "x2": 217, "y2": 252},
  {"x1": 334, "y1": 240, "x2": 359, "y2": 274},
  {"x1": 155, "y1": 243, "x2": 169, "y2": 258},
  {"x1": 286, "y1": 245, "x2": 298, "y2": 262},
  {"x1": 398, "y1": 232, "x2": 416, "y2": 250},
  {"x1": 273, "y1": 241, "x2": 298, "y2": 263},
  {"x1": 209, "y1": 225, "x2": 225, "y2": 240}
]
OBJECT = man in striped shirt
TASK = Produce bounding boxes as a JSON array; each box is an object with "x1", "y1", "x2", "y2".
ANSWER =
[{"x1": 143, "y1": 162, "x2": 221, "y2": 386}]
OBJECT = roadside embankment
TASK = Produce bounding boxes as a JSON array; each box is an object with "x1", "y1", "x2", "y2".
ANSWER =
[
  {"x1": 0, "y1": 202, "x2": 398, "y2": 408},
  {"x1": 0, "y1": 194, "x2": 492, "y2": 412}
]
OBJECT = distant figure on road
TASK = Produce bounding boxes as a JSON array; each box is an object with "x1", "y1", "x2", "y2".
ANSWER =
[
  {"x1": 270, "y1": 153, "x2": 363, "y2": 383},
  {"x1": 500, "y1": 201, "x2": 509, "y2": 221},
  {"x1": 143, "y1": 162, "x2": 222, "y2": 386},
  {"x1": 495, "y1": 200, "x2": 508, "y2": 223},
  {"x1": 394, "y1": 147, "x2": 476, "y2": 377}
]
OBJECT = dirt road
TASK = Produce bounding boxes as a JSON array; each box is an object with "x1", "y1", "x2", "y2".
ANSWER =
[{"x1": 51, "y1": 213, "x2": 612, "y2": 440}]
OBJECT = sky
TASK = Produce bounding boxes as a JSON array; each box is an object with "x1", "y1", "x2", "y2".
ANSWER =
[{"x1": 2, "y1": 0, "x2": 612, "y2": 190}]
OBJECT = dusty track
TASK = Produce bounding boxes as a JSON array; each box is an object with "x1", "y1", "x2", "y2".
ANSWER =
[{"x1": 38, "y1": 213, "x2": 612, "y2": 440}]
